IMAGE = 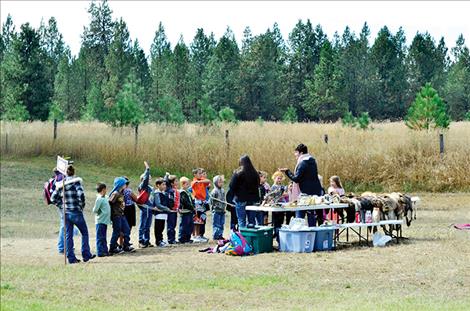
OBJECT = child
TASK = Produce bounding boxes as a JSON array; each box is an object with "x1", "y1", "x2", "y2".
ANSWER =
[
  {"x1": 123, "y1": 177, "x2": 138, "y2": 237},
  {"x1": 258, "y1": 171, "x2": 270, "y2": 224},
  {"x1": 109, "y1": 177, "x2": 135, "y2": 254},
  {"x1": 137, "y1": 161, "x2": 154, "y2": 248},
  {"x1": 164, "y1": 174, "x2": 179, "y2": 244},
  {"x1": 210, "y1": 175, "x2": 226, "y2": 240},
  {"x1": 178, "y1": 177, "x2": 195, "y2": 243},
  {"x1": 271, "y1": 171, "x2": 292, "y2": 242},
  {"x1": 92, "y1": 183, "x2": 111, "y2": 257},
  {"x1": 153, "y1": 178, "x2": 171, "y2": 247},
  {"x1": 191, "y1": 168, "x2": 211, "y2": 242},
  {"x1": 328, "y1": 175, "x2": 345, "y2": 196}
]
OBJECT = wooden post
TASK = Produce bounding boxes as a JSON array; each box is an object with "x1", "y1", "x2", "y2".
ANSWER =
[
  {"x1": 63, "y1": 176, "x2": 67, "y2": 265},
  {"x1": 439, "y1": 133, "x2": 444, "y2": 158},
  {"x1": 4, "y1": 133, "x2": 8, "y2": 153},
  {"x1": 224, "y1": 129, "x2": 230, "y2": 170},
  {"x1": 134, "y1": 124, "x2": 139, "y2": 154},
  {"x1": 53, "y1": 119, "x2": 58, "y2": 140}
]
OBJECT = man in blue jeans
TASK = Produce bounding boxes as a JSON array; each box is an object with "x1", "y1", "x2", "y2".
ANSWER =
[{"x1": 51, "y1": 165, "x2": 95, "y2": 264}]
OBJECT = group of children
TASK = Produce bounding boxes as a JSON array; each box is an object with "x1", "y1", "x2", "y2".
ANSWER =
[
  {"x1": 91, "y1": 162, "x2": 229, "y2": 256},
  {"x1": 84, "y1": 161, "x2": 346, "y2": 257}
]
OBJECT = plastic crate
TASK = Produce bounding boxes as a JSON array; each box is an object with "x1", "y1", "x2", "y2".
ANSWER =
[
  {"x1": 278, "y1": 228, "x2": 316, "y2": 253},
  {"x1": 240, "y1": 226, "x2": 273, "y2": 254},
  {"x1": 312, "y1": 226, "x2": 335, "y2": 251}
]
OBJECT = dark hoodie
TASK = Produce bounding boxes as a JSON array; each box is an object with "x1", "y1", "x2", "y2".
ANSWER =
[{"x1": 286, "y1": 156, "x2": 323, "y2": 196}]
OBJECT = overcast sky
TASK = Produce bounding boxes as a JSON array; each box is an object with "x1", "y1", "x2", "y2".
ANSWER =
[{"x1": 2, "y1": 1, "x2": 469, "y2": 56}]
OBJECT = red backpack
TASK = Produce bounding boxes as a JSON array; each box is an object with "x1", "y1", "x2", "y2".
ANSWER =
[
  {"x1": 135, "y1": 189, "x2": 150, "y2": 205},
  {"x1": 43, "y1": 178, "x2": 55, "y2": 205}
]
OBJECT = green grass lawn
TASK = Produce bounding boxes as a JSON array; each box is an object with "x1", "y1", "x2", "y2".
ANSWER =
[{"x1": 1, "y1": 157, "x2": 470, "y2": 310}]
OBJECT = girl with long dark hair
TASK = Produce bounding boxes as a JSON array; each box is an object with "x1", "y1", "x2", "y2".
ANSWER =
[{"x1": 227, "y1": 155, "x2": 260, "y2": 228}]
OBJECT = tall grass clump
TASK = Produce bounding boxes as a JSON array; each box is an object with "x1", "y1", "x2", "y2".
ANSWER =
[{"x1": 1, "y1": 121, "x2": 469, "y2": 192}]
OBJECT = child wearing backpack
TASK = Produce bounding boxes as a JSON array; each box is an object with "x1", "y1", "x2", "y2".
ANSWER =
[
  {"x1": 137, "y1": 161, "x2": 154, "y2": 248},
  {"x1": 109, "y1": 177, "x2": 135, "y2": 254},
  {"x1": 92, "y1": 183, "x2": 111, "y2": 257},
  {"x1": 178, "y1": 177, "x2": 195, "y2": 244},
  {"x1": 210, "y1": 175, "x2": 226, "y2": 240},
  {"x1": 153, "y1": 178, "x2": 171, "y2": 247}
]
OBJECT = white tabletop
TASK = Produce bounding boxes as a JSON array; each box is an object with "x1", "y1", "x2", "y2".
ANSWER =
[{"x1": 245, "y1": 203, "x2": 349, "y2": 212}]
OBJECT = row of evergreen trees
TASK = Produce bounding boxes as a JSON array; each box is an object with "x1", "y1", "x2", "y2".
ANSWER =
[{"x1": 1, "y1": 0, "x2": 469, "y2": 125}]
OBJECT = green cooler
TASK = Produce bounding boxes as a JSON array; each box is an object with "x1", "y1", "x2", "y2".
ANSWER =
[{"x1": 240, "y1": 226, "x2": 273, "y2": 254}]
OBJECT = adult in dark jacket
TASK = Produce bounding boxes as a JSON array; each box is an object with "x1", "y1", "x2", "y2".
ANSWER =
[
  {"x1": 228, "y1": 155, "x2": 260, "y2": 228},
  {"x1": 280, "y1": 144, "x2": 323, "y2": 226}
]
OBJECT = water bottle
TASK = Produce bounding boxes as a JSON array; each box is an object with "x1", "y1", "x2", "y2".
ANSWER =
[{"x1": 365, "y1": 210, "x2": 372, "y2": 223}]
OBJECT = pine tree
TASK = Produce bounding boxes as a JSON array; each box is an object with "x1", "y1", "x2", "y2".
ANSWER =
[
  {"x1": 149, "y1": 22, "x2": 173, "y2": 120},
  {"x1": 188, "y1": 28, "x2": 216, "y2": 121},
  {"x1": 102, "y1": 18, "x2": 133, "y2": 108},
  {"x1": 407, "y1": 32, "x2": 448, "y2": 98},
  {"x1": 2, "y1": 23, "x2": 51, "y2": 120},
  {"x1": 130, "y1": 40, "x2": 151, "y2": 108},
  {"x1": 444, "y1": 34, "x2": 470, "y2": 120},
  {"x1": 203, "y1": 28, "x2": 240, "y2": 114},
  {"x1": 285, "y1": 20, "x2": 326, "y2": 120},
  {"x1": 80, "y1": 0, "x2": 114, "y2": 114},
  {"x1": 238, "y1": 26, "x2": 286, "y2": 120},
  {"x1": 405, "y1": 83, "x2": 450, "y2": 130},
  {"x1": 107, "y1": 72, "x2": 144, "y2": 127},
  {"x1": 304, "y1": 40, "x2": 347, "y2": 121},
  {"x1": 169, "y1": 37, "x2": 191, "y2": 119},
  {"x1": 370, "y1": 26, "x2": 408, "y2": 119}
]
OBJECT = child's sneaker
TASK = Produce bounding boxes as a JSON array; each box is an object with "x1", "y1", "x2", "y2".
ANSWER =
[
  {"x1": 200, "y1": 236, "x2": 209, "y2": 242},
  {"x1": 139, "y1": 242, "x2": 148, "y2": 248},
  {"x1": 157, "y1": 241, "x2": 166, "y2": 247},
  {"x1": 123, "y1": 246, "x2": 136, "y2": 253},
  {"x1": 146, "y1": 242, "x2": 154, "y2": 248}
]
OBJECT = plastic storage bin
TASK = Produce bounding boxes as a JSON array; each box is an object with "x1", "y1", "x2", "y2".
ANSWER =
[
  {"x1": 312, "y1": 226, "x2": 335, "y2": 251},
  {"x1": 240, "y1": 226, "x2": 273, "y2": 254},
  {"x1": 278, "y1": 228, "x2": 316, "y2": 253}
]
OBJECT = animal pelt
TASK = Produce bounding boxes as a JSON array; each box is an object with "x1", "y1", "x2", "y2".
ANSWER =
[{"x1": 262, "y1": 187, "x2": 285, "y2": 206}]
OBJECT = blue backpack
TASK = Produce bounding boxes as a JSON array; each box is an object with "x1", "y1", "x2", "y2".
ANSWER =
[{"x1": 225, "y1": 230, "x2": 252, "y2": 256}]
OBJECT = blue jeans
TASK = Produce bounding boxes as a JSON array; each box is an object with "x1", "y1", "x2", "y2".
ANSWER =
[
  {"x1": 110, "y1": 216, "x2": 130, "y2": 250},
  {"x1": 138, "y1": 207, "x2": 153, "y2": 244},
  {"x1": 255, "y1": 212, "x2": 265, "y2": 226},
  {"x1": 65, "y1": 211, "x2": 92, "y2": 263},
  {"x1": 295, "y1": 210, "x2": 316, "y2": 227},
  {"x1": 167, "y1": 212, "x2": 177, "y2": 243},
  {"x1": 95, "y1": 223, "x2": 108, "y2": 256},
  {"x1": 212, "y1": 211, "x2": 225, "y2": 239},
  {"x1": 178, "y1": 213, "x2": 193, "y2": 242},
  {"x1": 236, "y1": 201, "x2": 256, "y2": 228},
  {"x1": 57, "y1": 209, "x2": 78, "y2": 253}
]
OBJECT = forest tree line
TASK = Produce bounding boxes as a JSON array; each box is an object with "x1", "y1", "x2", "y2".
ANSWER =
[{"x1": 1, "y1": 0, "x2": 469, "y2": 125}]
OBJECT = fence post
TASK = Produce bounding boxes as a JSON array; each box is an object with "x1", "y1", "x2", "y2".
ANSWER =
[
  {"x1": 439, "y1": 133, "x2": 444, "y2": 158},
  {"x1": 134, "y1": 124, "x2": 139, "y2": 154},
  {"x1": 224, "y1": 129, "x2": 230, "y2": 170},
  {"x1": 53, "y1": 119, "x2": 58, "y2": 140},
  {"x1": 5, "y1": 133, "x2": 8, "y2": 153}
]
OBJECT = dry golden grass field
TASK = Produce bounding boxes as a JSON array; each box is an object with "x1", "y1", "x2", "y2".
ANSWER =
[
  {"x1": 2, "y1": 121, "x2": 470, "y2": 192},
  {"x1": 1, "y1": 156, "x2": 470, "y2": 310}
]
